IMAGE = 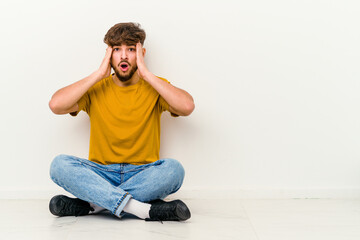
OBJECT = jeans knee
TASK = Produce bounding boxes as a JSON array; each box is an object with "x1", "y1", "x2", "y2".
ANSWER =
[
  {"x1": 49, "y1": 154, "x2": 71, "y2": 181},
  {"x1": 163, "y1": 158, "x2": 185, "y2": 187}
]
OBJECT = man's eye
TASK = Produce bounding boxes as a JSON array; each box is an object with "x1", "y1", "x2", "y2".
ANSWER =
[
  {"x1": 129, "y1": 48, "x2": 135, "y2": 51},
  {"x1": 114, "y1": 48, "x2": 119, "y2": 51}
]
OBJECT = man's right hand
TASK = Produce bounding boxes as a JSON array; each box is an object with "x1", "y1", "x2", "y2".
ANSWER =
[{"x1": 96, "y1": 46, "x2": 113, "y2": 80}]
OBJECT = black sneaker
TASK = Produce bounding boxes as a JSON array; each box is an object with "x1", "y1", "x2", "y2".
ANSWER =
[
  {"x1": 145, "y1": 199, "x2": 191, "y2": 221},
  {"x1": 49, "y1": 195, "x2": 94, "y2": 217}
]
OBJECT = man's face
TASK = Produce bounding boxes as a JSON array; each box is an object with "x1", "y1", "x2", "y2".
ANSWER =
[{"x1": 111, "y1": 44, "x2": 137, "y2": 82}]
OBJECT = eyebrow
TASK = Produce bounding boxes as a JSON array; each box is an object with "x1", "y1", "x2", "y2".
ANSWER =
[{"x1": 113, "y1": 45, "x2": 136, "y2": 48}]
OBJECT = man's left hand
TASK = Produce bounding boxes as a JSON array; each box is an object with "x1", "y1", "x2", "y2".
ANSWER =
[{"x1": 136, "y1": 42, "x2": 149, "y2": 80}]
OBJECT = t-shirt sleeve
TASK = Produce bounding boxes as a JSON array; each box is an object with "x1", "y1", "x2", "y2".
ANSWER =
[
  {"x1": 158, "y1": 96, "x2": 179, "y2": 117},
  {"x1": 69, "y1": 91, "x2": 90, "y2": 116}
]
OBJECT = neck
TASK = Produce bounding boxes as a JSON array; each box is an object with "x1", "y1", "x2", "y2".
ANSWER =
[{"x1": 112, "y1": 71, "x2": 140, "y2": 87}]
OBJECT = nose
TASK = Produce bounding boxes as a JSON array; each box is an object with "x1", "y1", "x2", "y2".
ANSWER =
[{"x1": 120, "y1": 49, "x2": 128, "y2": 60}]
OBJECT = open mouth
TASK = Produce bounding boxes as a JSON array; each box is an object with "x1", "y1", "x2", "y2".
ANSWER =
[{"x1": 119, "y1": 62, "x2": 129, "y2": 72}]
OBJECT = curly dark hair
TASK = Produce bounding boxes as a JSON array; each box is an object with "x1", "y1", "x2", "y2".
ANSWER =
[{"x1": 104, "y1": 22, "x2": 146, "y2": 46}]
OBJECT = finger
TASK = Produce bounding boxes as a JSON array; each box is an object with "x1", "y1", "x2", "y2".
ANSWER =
[
  {"x1": 136, "y1": 43, "x2": 142, "y2": 56},
  {"x1": 106, "y1": 46, "x2": 113, "y2": 56},
  {"x1": 104, "y1": 47, "x2": 113, "y2": 64}
]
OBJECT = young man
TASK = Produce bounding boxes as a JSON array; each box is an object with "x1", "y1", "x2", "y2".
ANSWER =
[{"x1": 48, "y1": 23, "x2": 194, "y2": 221}]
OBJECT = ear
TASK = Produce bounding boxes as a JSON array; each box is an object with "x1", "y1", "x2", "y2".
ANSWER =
[{"x1": 142, "y1": 48, "x2": 146, "y2": 57}]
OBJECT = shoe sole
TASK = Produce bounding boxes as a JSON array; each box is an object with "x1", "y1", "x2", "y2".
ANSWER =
[{"x1": 174, "y1": 200, "x2": 191, "y2": 221}]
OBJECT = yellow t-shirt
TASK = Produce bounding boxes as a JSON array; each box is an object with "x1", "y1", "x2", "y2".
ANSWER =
[{"x1": 71, "y1": 74, "x2": 177, "y2": 165}]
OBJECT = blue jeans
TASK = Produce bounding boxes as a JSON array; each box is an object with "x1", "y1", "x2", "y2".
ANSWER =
[{"x1": 49, "y1": 154, "x2": 185, "y2": 217}]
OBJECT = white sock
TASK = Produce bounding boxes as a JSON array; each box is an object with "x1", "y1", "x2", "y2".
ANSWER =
[
  {"x1": 89, "y1": 203, "x2": 107, "y2": 214},
  {"x1": 123, "y1": 198, "x2": 151, "y2": 219}
]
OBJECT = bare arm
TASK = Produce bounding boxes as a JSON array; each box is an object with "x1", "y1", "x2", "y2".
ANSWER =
[
  {"x1": 142, "y1": 72, "x2": 195, "y2": 116},
  {"x1": 136, "y1": 43, "x2": 195, "y2": 116},
  {"x1": 49, "y1": 47, "x2": 113, "y2": 115}
]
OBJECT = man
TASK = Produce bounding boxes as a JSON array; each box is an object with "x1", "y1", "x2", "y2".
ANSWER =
[{"x1": 48, "y1": 23, "x2": 195, "y2": 221}]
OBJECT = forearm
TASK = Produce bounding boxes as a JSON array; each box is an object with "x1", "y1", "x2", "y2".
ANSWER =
[
  {"x1": 143, "y1": 72, "x2": 195, "y2": 116},
  {"x1": 49, "y1": 71, "x2": 103, "y2": 114}
]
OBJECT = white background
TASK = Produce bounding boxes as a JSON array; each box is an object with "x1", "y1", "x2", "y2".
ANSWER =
[{"x1": 0, "y1": 0, "x2": 359, "y2": 199}]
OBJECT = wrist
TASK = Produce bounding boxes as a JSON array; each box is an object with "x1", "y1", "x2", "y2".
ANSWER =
[
  {"x1": 92, "y1": 70, "x2": 106, "y2": 82},
  {"x1": 141, "y1": 70, "x2": 154, "y2": 82}
]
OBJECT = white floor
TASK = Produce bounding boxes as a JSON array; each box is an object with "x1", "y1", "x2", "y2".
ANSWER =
[{"x1": 1, "y1": 198, "x2": 360, "y2": 240}]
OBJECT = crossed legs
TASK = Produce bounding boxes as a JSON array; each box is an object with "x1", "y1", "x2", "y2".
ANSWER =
[{"x1": 49, "y1": 154, "x2": 185, "y2": 217}]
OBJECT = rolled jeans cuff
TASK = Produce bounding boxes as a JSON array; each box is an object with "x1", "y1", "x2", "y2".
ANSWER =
[{"x1": 114, "y1": 193, "x2": 132, "y2": 217}]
